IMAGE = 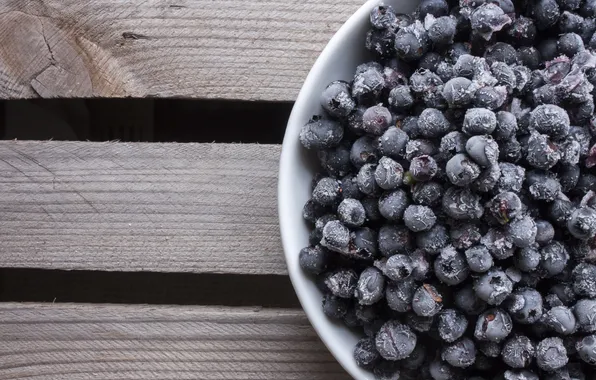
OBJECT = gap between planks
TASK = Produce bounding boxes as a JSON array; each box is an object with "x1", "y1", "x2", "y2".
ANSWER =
[
  {"x1": 0, "y1": 140, "x2": 286, "y2": 275},
  {"x1": 0, "y1": 303, "x2": 350, "y2": 380},
  {"x1": 0, "y1": 0, "x2": 364, "y2": 101}
]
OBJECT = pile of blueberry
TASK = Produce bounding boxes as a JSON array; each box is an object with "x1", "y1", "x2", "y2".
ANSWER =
[{"x1": 297, "y1": 0, "x2": 596, "y2": 378}]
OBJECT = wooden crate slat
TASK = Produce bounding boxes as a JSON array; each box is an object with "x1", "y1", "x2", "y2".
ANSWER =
[
  {"x1": 0, "y1": 141, "x2": 286, "y2": 275},
  {"x1": 0, "y1": 303, "x2": 349, "y2": 379},
  {"x1": 0, "y1": 0, "x2": 363, "y2": 101}
]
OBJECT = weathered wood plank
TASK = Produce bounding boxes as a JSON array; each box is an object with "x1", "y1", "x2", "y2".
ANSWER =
[
  {"x1": 0, "y1": 0, "x2": 364, "y2": 101},
  {"x1": 0, "y1": 303, "x2": 349, "y2": 379},
  {"x1": 0, "y1": 141, "x2": 285, "y2": 275}
]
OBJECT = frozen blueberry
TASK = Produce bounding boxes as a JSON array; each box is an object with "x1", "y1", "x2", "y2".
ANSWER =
[
  {"x1": 574, "y1": 299, "x2": 596, "y2": 332},
  {"x1": 419, "y1": 0, "x2": 449, "y2": 17},
  {"x1": 319, "y1": 145, "x2": 351, "y2": 178},
  {"x1": 514, "y1": 247, "x2": 541, "y2": 272},
  {"x1": 470, "y1": 4, "x2": 512, "y2": 40},
  {"x1": 442, "y1": 337, "x2": 477, "y2": 368},
  {"x1": 405, "y1": 312, "x2": 435, "y2": 333},
  {"x1": 386, "y1": 277, "x2": 416, "y2": 312},
  {"x1": 529, "y1": 104, "x2": 570, "y2": 138},
  {"x1": 505, "y1": 16, "x2": 537, "y2": 46},
  {"x1": 443, "y1": 77, "x2": 476, "y2": 108},
  {"x1": 378, "y1": 127, "x2": 408, "y2": 160},
  {"x1": 437, "y1": 308, "x2": 468, "y2": 343},
  {"x1": 375, "y1": 321, "x2": 417, "y2": 360},
  {"x1": 497, "y1": 163, "x2": 525, "y2": 193},
  {"x1": 442, "y1": 187, "x2": 484, "y2": 220},
  {"x1": 558, "y1": 164, "x2": 580, "y2": 193},
  {"x1": 463, "y1": 108, "x2": 497, "y2": 135},
  {"x1": 349, "y1": 227, "x2": 379, "y2": 260},
  {"x1": 517, "y1": 46, "x2": 542, "y2": 70},
  {"x1": 526, "y1": 169, "x2": 561, "y2": 202},
  {"x1": 351, "y1": 136, "x2": 379, "y2": 169},
  {"x1": 473, "y1": 85, "x2": 508, "y2": 109},
  {"x1": 417, "y1": 108, "x2": 451, "y2": 138},
  {"x1": 558, "y1": 32, "x2": 585, "y2": 57},
  {"x1": 526, "y1": 132, "x2": 561, "y2": 170},
  {"x1": 499, "y1": 139, "x2": 523, "y2": 163},
  {"x1": 352, "y1": 64, "x2": 385, "y2": 105},
  {"x1": 321, "y1": 81, "x2": 356, "y2": 118},
  {"x1": 409, "y1": 69, "x2": 443, "y2": 94},
  {"x1": 474, "y1": 308, "x2": 513, "y2": 342},
  {"x1": 450, "y1": 223, "x2": 482, "y2": 250},
  {"x1": 446, "y1": 153, "x2": 481, "y2": 186},
  {"x1": 434, "y1": 245, "x2": 470, "y2": 285},
  {"x1": 370, "y1": 4, "x2": 398, "y2": 29},
  {"x1": 567, "y1": 207, "x2": 596, "y2": 240},
  {"x1": 502, "y1": 335, "x2": 535, "y2": 368},
  {"x1": 484, "y1": 42, "x2": 518, "y2": 65},
  {"x1": 384, "y1": 254, "x2": 414, "y2": 281},
  {"x1": 321, "y1": 220, "x2": 350, "y2": 254},
  {"x1": 337, "y1": 199, "x2": 366, "y2": 228},
  {"x1": 419, "y1": 52, "x2": 442, "y2": 72},
  {"x1": 411, "y1": 181, "x2": 443, "y2": 206},
  {"x1": 544, "y1": 306, "x2": 577, "y2": 335},
  {"x1": 466, "y1": 245, "x2": 494, "y2": 273},
  {"x1": 322, "y1": 294, "x2": 349, "y2": 319},
  {"x1": 550, "y1": 283, "x2": 577, "y2": 306},
  {"x1": 324, "y1": 269, "x2": 358, "y2": 298},
  {"x1": 455, "y1": 284, "x2": 488, "y2": 315},
  {"x1": 378, "y1": 225, "x2": 412, "y2": 256},
  {"x1": 378, "y1": 189, "x2": 409, "y2": 221},
  {"x1": 410, "y1": 249, "x2": 431, "y2": 281},
  {"x1": 534, "y1": 0, "x2": 562, "y2": 30},
  {"x1": 394, "y1": 21, "x2": 430, "y2": 61},
  {"x1": 540, "y1": 241, "x2": 570, "y2": 277},
  {"x1": 299, "y1": 246, "x2": 329, "y2": 275},
  {"x1": 409, "y1": 155, "x2": 438, "y2": 181},
  {"x1": 507, "y1": 215, "x2": 537, "y2": 248},
  {"x1": 362, "y1": 105, "x2": 392, "y2": 136},
  {"x1": 439, "y1": 131, "x2": 466, "y2": 161},
  {"x1": 388, "y1": 85, "x2": 414, "y2": 111},
  {"x1": 503, "y1": 370, "x2": 539, "y2": 380},
  {"x1": 354, "y1": 337, "x2": 381, "y2": 369},
  {"x1": 355, "y1": 267, "x2": 386, "y2": 306},
  {"x1": 481, "y1": 228, "x2": 516, "y2": 259},
  {"x1": 472, "y1": 163, "x2": 500, "y2": 192},
  {"x1": 357, "y1": 164, "x2": 380, "y2": 196},
  {"x1": 536, "y1": 337, "x2": 568, "y2": 372},
  {"x1": 487, "y1": 192, "x2": 522, "y2": 225},
  {"x1": 402, "y1": 205, "x2": 437, "y2": 233},
  {"x1": 300, "y1": 117, "x2": 344, "y2": 150},
  {"x1": 416, "y1": 224, "x2": 450, "y2": 255},
  {"x1": 466, "y1": 136, "x2": 499, "y2": 168},
  {"x1": 412, "y1": 283, "x2": 443, "y2": 317},
  {"x1": 576, "y1": 335, "x2": 596, "y2": 365},
  {"x1": 374, "y1": 157, "x2": 404, "y2": 190},
  {"x1": 475, "y1": 269, "x2": 514, "y2": 305},
  {"x1": 571, "y1": 263, "x2": 596, "y2": 298},
  {"x1": 508, "y1": 288, "x2": 544, "y2": 324}
]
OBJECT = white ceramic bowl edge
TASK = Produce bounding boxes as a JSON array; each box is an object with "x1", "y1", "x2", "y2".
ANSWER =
[{"x1": 278, "y1": 0, "x2": 418, "y2": 378}]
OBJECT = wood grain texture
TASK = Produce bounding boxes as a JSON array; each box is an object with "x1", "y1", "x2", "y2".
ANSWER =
[
  {"x1": 0, "y1": 0, "x2": 364, "y2": 101},
  {"x1": 0, "y1": 303, "x2": 349, "y2": 379},
  {"x1": 0, "y1": 141, "x2": 286, "y2": 275}
]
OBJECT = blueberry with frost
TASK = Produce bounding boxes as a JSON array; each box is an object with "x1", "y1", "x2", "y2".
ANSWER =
[
  {"x1": 470, "y1": 3, "x2": 512, "y2": 40},
  {"x1": 576, "y1": 335, "x2": 596, "y2": 365},
  {"x1": 505, "y1": 16, "x2": 537, "y2": 46},
  {"x1": 526, "y1": 132, "x2": 560, "y2": 170},
  {"x1": 544, "y1": 306, "x2": 577, "y2": 335},
  {"x1": 434, "y1": 245, "x2": 470, "y2": 285},
  {"x1": 529, "y1": 104, "x2": 570, "y2": 138},
  {"x1": 419, "y1": 52, "x2": 442, "y2": 72},
  {"x1": 356, "y1": 164, "x2": 380, "y2": 196},
  {"x1": 403, "y1": 205, "x2": 436, "y2": 232},
  {"x1": 411, "y1": 181, "x2": 443, "y2": 206},
  {"x1": 299, "y1": 118, "x2": 343, "y2": 150},
  {"x1": 487, "y1": 191, "x2": 522, "y2": 225},
  {"x1": 350, "y1": 136, "x2": 379, "y2": 168},
  {"x1": 465, "y1": 245, "x2": 494, "y2": 273},
  {"x1": 409, "y1": 69, "x2": 443, "y2": 94},
  {"x1": 386, "y1": 278, "x2": 416, "y2": 312},
  {"x1": 318, "y1": 144, "x2": 351, "y2": 178},
  {"x1": 442, "y1": 337, "x2": 477, "y2": 368},
  {"x1": 410, "y1": 249, "x2": 430, "y2": 280},
  {"x1": 558, "y1": 32, "x2": 585, "y2": 57},
  {"x1": 462, "y1": 108, "x2": 497, "y2": 135},
  {"x1": 321, "y1": 220, "x2": 350, "y2": 254},
  {"x1": 573, "y1": 299, "x2": 596, "y2": 332},
  {"x1": 439, "y1": 131, "x2": 466, "y2": 161},
  {"x1": 419, "y1": 0, "x2": 449, "y2": 18},
  {"x1": 504, "y1": 370, "x2": 539, "y2": 380},
  {"x1": 446, "y1": 153, "x2": 481, "y2": 186},
  {"x1": 409, "y1": 155, "x2": 438, "y2": 181},
  {"x1": 427, "y1": 15, "x2": 457, "y2": 45},
  {"x1": 412, "y1": 283, "x2": 443, "y2": 317},
  {"x1": 320, "y1": 81, "x2": 356, "y2": 118},
  {"x1": 450, "y1": 223, "x2": 482, "y2": 250},
  {"x1": 547, "y1": 197, "x2": 574, "y2": 227},
  {"x1": 536, "y1": 337, "x2": 568, "y2": 372},
  {"x1": 540, "y1": 241, "x2": 570, "y2": 277},
  {"x1": 443, "y1": 76, "x2": 476, "y2": 108},
  {"x1": 567, "y1": 207, "x2": 596, "y2": 240},
  {"x1": 517, "y1": 46, "x2": 542, "y2": 70},
  {"x1": 355, "y1": 267, "x2": 385, "y2": 305},
  {"x1": 507, "y1": 215, "x2": 537, "y2": 248},
  {"x1": 337, "y1": 199, "x2": 366, "y2": 228},
  {"x1": 514, "y1": 247, "x2": 541, "y2": 272},
  {"x1": 366, "y1": 28, "x2": 397, "y2": 59},
  {"x1": 378, "y1": 224, "x2": 412, "y2": 256},
  {"x1": 404, "y1": 139, "x2": 437, "y2": 161},
  {"x1": 378, "y1": 189, "x2": 409, "y2": 221},
  {"x1": 375, "y1": 321, "x2": 417, "y2": 360},
  {"x1": 352, "y1": 64, "x2": 385, "y2": 105},
  {"x1": 455, "y1": 284, "x2": 488, "y2": 315},
  {"x1": 378, "y1": 127, "x2": 409, "y2": 160},
  {"x1": 507, "y1": 288, "x2": 544, "y2": 324},
  {"x1": 474, "y1": 308, "x2": 513, "y2": 342},
  {"x1": 417, "y1": 108, "x2": 451, "y2": 138},
  {"x1": 484, "y1": 42, "x2": 519, "y2": 65},
  {"x1": 533, "y1": 0, "x2": 561, "y2": 30},
  {"x1": 473, "y1": 85, "x2": 508, "y2": 110},
  {"x1": 349, "y1": 227, "x2": 378, "y2": 260},
  {"x1": 354, "y1": 337, "x2": 380, "y2": 369},
  {"x1": 370, "y1": 4, "x2": 398, "y2": 29},
  {"x1": 558, "y1": 164, "x2": 580, "y2": 193},
  {"x1": 362, "y1": 105, "x2": 392, "y2": 136},
  {"x1": 374, "y1": 157, "x2": 403, "y2": 190},
  {"x1": 526, "y1": 169, "x2": 561, "y2": 202},
  {"x1": 394, "y1": 21, "x2": 430, "y2": 61},
  {"x1": 322, "y1": 294, "x2": 349, "y2": 319},
  {"x1": 312, "y1": 178, "x2": 341, "y2": 207},
  {"x1": 299, "y1": 246, "x2": 329, "y2": 275},
  {"x1": 388, "y1": 85, "x2": 414, "y2": 111},
  {"x1": 437, "y1": 308, "x2": 468, "y2": 343},
  {"x1": 466, "y1": 135, "x2": 499, "y2": 168},
  {"x1": 475, "y1": 269, "x2": 514, "y2": 305},
  {"x1": 502, "y1": 335, "x2": 535, "y2": 368},
  {"x1": 571, "y1": 263, "x2": 596, "y2": 298},
  {"x1": 382, "y1": 254, "x2": 414, "y2": 281},
  {"x1": 405, "y1": 312, "x2": 434, "y2": 333},
  {"x1": 497, "y1": 163, "x2": 525, "y2": 193},
  {"x1": 481, "y1": 228, "x2": 515, "y2": 259},
  {"x1": 416, "y1": 224, "x2": 450, "y2": 254}
]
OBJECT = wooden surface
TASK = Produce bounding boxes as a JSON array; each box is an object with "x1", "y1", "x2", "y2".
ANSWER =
[
  {"x1": 0, "y1": 0, "x2": 363, "y2": 101},
  {"x1": 0, "y1": 303, "x2": 349, "y2": 380},
  {"x1": 0, "y1": 140, "x2": 285, "y2": 275}
]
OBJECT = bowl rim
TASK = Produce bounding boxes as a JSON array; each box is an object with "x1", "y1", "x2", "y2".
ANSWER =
[{"x1": 278, "y1": 1, "x2": 383, "y2": 379}]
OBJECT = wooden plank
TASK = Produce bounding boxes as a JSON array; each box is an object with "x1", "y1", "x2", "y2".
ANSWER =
[
  {"x1": 0, "y1": 141, "x2": 285, "y2": 275},
  {"x1": 0, "y1": 303, "x2": 349, "y2": 379},
  {"x1": 0, "y1": 0, "x2": 364, "y2": 101}
]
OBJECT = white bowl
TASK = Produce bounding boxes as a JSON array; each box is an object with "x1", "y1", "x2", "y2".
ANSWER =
[{"x1": 278, "y1": 1, "x2": 418, "y2": 378}]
